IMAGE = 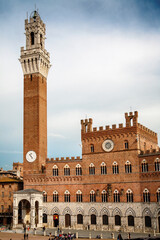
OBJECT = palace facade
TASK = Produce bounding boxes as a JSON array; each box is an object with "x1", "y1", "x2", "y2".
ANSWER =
[{"x1": 13, "y1": 11, "x2": 160, "y2": 233}]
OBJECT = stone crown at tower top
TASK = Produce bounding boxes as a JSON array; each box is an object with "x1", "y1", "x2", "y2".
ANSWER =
[{"x1": 19, "y1": 10, "x2": 51, "y2": 78}]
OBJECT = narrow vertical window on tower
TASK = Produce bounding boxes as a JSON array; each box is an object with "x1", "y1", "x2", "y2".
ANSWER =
[
  {"x1": 30, "y1": 32, "x2": 34, "y2": 45},
  {"x1": 40, "y1": 34, "x2": 43, "y2": 47},
  {"x1": 143, "y1": 188, "x2": 150, "y2": 202},
  {"x1": 125, "y1": 161, "x2": 132, "y2": 173},
  {"x1": 124, "y1": 140, "x2": 129, "y2": 149},
  {"x1": 91, "y1": 144, "x2": 94, "y2": 153},
  {"x1": 101, "y1": 162, "x2": 107, "y2": 175}
]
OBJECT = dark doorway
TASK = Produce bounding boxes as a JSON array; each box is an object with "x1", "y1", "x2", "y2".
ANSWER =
[
  {"x1": 145, "y1": 216, "x2": 151, "y2": 228},
  {"x1": 53, "y1": 214, "x2": 59, "y2": 227},
  {"x1": 91, "y1": 214, "x2": 96, "y2": 225},
  {"x1": 65, "y1": 214, "x2": 71, "y2": 227}
]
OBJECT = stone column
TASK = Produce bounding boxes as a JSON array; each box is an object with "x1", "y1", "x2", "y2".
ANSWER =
[
  {"x1": 38, "y1": 206, "x2": 43, "y2": 226},
  {"x1": 31, "y1": 197, "x2": 35, "y2": 229},
  {"x1": 13, "y1": 195, "x2": 18, "y2": 228},
  {"x1": 13, "y1": 207, "x2": 18, "y2": 228}
]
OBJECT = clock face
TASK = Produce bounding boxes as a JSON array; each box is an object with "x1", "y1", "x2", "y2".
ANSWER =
[
  {"x1": 102, "y1": 139, "x2": 114, "y2": 152},
  {"x1": 26, "y1": 151, "x2": 37, "y2": 162}
]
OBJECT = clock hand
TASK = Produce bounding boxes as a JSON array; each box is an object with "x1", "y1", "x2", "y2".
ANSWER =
[{"x1": 29, "y1": 153, "x2": 33, "y2": 159}]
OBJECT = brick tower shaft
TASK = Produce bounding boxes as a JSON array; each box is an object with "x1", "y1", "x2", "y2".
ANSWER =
[{"x1": 19, "y1": 11, "x2": 50, "y2": 183}]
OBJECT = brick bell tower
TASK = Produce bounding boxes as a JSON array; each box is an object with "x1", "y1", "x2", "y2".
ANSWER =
[{"x1": 19, "y1": 11, "x2": 50, "y2": 183}]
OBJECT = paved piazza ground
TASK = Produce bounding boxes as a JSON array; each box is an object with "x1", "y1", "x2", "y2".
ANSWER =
[{"x1": 0, "y1": 229, "x2": 158, "y2": 240}]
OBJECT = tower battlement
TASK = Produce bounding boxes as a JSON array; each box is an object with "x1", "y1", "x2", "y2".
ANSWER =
[{"x1": 81, "y1": 111, "x2": 157, "y2": 138}]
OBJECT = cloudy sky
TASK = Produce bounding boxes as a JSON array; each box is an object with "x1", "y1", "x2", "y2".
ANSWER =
[{"x1": 0, "y1": 0, "x2": 160, "y2": 170}]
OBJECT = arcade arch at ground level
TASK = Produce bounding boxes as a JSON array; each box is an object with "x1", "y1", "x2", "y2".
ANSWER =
[
  {"x1": 13, "y1": 189, "x2": 43, "y2": 229},
  {"x1": 41, "y1": 202, "x2": 160, "y2": 233}
]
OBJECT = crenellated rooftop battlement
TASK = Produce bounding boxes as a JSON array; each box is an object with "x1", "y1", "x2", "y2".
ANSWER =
[
  {"x1": 139, "y1": 148, "x2": 160, "y2": 156},
  {"x1": 137, "y1": 123, "x2": 157, "y2": 137},
  {"x1": 46, "y1": 156, "x2": 81, "y2": 163},
  {"x1": 81, "y1": 111, "x2": 157, "y2": 138}
]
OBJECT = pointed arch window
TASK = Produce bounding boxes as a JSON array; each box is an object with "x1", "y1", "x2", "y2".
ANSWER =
[
  {"x1": 64, "y1": 190, "x2": 70, "y2": 202},
  {"x1": 76, "y1": 164, "x2": 82, "y2": 176},
  {"x1": 53, "y1": 190, "x2": 59, "y2": 202},
  {"x1": 112, "y1": 161, "x2": 119, "y2": 174},
  {"x1": 145, "y1": 216, "x2": 151, "y2": 228},
  {"x1": 101, "y1": 190, "x2": 108, "y2": 202},
  {"x1": 53, "y1": 165, "x2": 58, "y2": 176},
  {"x1": 114, "y1": 189, "x2": 120, "y2": 202},
  {"x1": 43, "y1": 191, "x2": 47, "y2": 202},
  {"x1": 102, "y1": 215, "x2": 108, "y2": 225},
  {"x1": 128, "y1": 215, "x2": 134, "y2": 226},
  {"x1": 91, "y1": 214, "x2": 96, "y2": 225},
  {"x1": 115, "y1": 215, "x2": 121, "y2": 226},
  {"x1": 90, "y1": 190, "x2": 96, "y2": 202},
  {"x1": 77, "y1": 214, "x2": 83, "y2": 224},
  {"x1": 125, "y1": 160, "x2": 132, "y2": 173},
  {"x1": 155, "y1": 158, "x2": 160, "y2": 172},
  {"x1": 76, "y1": 190, "x2": 82, "y2": 202},
  {"x1": 64, "y1": 164, "x2": 70, "y2": 176},
  {"x1": 143, "y1": 188, "x2": 150, "y2": 202},
  {"x1": 126, "y1": 189, "x2": 133, "y2": 202},
  {"x1": 156, "y1": 188, "x2": 160, "y2": 202},
  {"x1": 101, "y1": 162, "x2": 107, "y2": 175},
  {"x1": 89, "y1": 163, "x2": 95, "y2": 175},
  {"x1": 142, "y1": 159, "x2": 148, "y2": 173}
]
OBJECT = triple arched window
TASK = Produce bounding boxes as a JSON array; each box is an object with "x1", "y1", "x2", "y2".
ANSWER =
[
  {"x1": 143, "y1": 188, "x2": 150, "y2": 202},
  {"x1": 126, "y1": 189, "x2": 133, "y2": 202},
  {"x1": 64, "y1": 164, "x2": 70, "y2": 176},
  {"x1": 76, "y1": 164, "x2": 82, "y2": 176},
  {"x1": 43, "y1": 191, "x2": 47, "y2": 202},
  {"x1": 76, "y1": 190, "x2": 82, "y2": 202},
  {"x1": 89, "y1": 163, "x2": 95, "y2": 175},
  {"x1": 53, "y1": 165, "x2": 58, "y2": 176},
  {"x1": 53, "y1": 190, "x2": 59, "y2": 202},
  {"x1": 125, "y1": 161, "x2": 132, "y2": 173},
  {"x1": 142, "y1": 159, "x2": 148, "y2": 172},
  {"x1": 112, "y1": 162, "x2": 119, "y2": 174},
  {"x1": 101, "y1": 162, "x2": 107, "y2": 175},
  {"x1": 156, "y1": 188, "x2": 160, "y2": 202},
  {"x1": 155, "y1": 158, "x2": 160, "y2": 171},
  {"x1": 101, "y1": 190, "x2": 108, "y2": 202},
  {"x1": 113, "y1": 189, "x2": 120, "y2": 202},
  {"x1": 90, "y1": 190, "x2": 96, "y2": 202},
  {"x1": 64, "y1": 190, "x2": 70, "y2": 202}
]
